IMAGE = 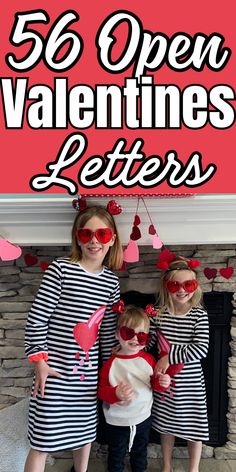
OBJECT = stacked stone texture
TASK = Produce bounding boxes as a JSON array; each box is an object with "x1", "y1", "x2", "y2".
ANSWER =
[{"x1": 0, "y1": 244, "x2": 236, "y2": 460}]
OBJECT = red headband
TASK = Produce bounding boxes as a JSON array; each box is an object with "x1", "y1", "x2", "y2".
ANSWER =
[
  {"x1": 112, "y1": 300, "x2": 158, "y2": 318},
  {"x1": 157, "y1": 248, "x2": 200, "y2": 270},
  {"x1": 72, "y1": 196, "x2": 122, "y2": 216}
]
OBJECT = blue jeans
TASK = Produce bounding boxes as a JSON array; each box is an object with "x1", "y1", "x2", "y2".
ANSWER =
[{"x1": 106, "y1": 416, "x2": 152, "y2": 472}]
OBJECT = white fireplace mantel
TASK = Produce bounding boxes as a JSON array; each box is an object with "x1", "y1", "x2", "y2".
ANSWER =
[{"x1": 0, "y1": 194, "x2": 236, "y2": 246}]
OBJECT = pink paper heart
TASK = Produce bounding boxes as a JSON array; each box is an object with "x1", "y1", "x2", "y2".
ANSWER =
[
  {"x1": 130, "y1": 225, "x2": 141, "y2": 241},
  {"x1": 0, "y1": 239, "x2": 22, "y2": 261},
  {"x1": 204, "y1": 267, "x2": 217, "y2": 280},
  {"x1": 152, "y1": 234, "x2": 163, "y2": 249},
  {"x1": 148, "y1": 224, "x2": 156, "y2": 235},
  {"x1": 123, "y1": 240, "x2": 139, "y2": 263},
  {"x1": 219, "y1": 267, "x2": 234, "y2": 279}
]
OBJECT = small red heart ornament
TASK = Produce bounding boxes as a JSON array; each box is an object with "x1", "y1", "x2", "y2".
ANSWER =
[
  {"x1": 134, "y1": 215, "x2": 141, "y2": 225},
  {"x1": 24, "y1": 253, "x2": 38, "y2": 266},
  {"x1": 130, "y1": 225, "x2": 141, "y2": 241},
  {"x1": 41, "y1": 262, "x2": 49, "y2": 271},
  {"x1": 107, "y1": 200, "x2": 122, "y2": 215},
  {"x1": 219, "y1": 267, "x2": 234, "y2": 279},
  {"x1": 148, "y1": 224, "x2": 156, "y2": 235},
  {"x1": 204, "y1": 267, "x2": 217, "y2": 280}
]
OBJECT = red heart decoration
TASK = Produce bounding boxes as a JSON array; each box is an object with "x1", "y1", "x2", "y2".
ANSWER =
[
  {"x1": 107, "y1": 200, "x2": 122, "y2": 215},
  {"x1": 73, "y1": 323, "x2": 98, "y2": 352},
  {"x1": 41, "y1": 262, "x2": 49, "y2": 271},
  {"x1": 219, "y1": 267, "x2": 234, "y2": 279},
  {"x1": 148, "y1": 224, "x2": 156, "y2": 235},
  {"x1": 24, "y1": 253, "x2": 38, "y2": 266},
  {"x1": 130, "y1": 225, "x2": 141, "y2": 241},
  {"x1": 134, "y1": 215, "x2": 141, "y2": 225},
  {"x1": 204, "y1": 267, "x2": 217, "y2": 280},
  {"x1": 157, "y1": 248, "x2": 176, "y2": 269}
]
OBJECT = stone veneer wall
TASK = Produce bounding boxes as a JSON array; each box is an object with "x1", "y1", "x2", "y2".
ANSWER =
[{"x1": 0, "y1": 244, "x2": 236, "y2": 460}]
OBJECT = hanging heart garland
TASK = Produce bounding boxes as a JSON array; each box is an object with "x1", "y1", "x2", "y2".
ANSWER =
[
  {"x1": 141, "y1": 198, "x2": 163, "y2": 250},
  {"x1": 123, "y1": 198, "x2": 141, "y2": 263}
]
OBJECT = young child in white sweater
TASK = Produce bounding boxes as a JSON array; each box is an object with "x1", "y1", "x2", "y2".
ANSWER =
[{"x1": 98, "y1": 304, "x2": 170, "y2": 472}]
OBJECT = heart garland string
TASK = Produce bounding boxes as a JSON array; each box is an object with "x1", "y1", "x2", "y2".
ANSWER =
[{"x1": 141, "y1": 198, "x2": 163, "y2": 249}]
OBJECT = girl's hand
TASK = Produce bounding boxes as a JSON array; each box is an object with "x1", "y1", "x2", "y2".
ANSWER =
[
  {"x1": 116, "y1": 381, "x2": 134, "y2": 402},
  {"x1": 33, "y1": 359, "x2": 62, "y2": 398},
  {"x1": 154, "y1": 355, "x2": 170, "y2": 375},
  {"x1": 158, "y1": 373, "x2": 171, "y2": 388}
]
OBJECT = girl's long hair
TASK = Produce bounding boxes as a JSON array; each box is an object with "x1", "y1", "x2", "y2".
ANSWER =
[
  {"x1": 158, "y1": 260, "x2": 203, "y2": 315},
  {"x1": 69, "y1": 205, "x2": 123, "y2": 270}
]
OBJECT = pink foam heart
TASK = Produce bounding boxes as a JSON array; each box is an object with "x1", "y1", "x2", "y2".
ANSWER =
[
  {"x1": 204, "y1": 267, "x2": 217, "y2": 280},
  {"x1": 219, "y1": 267, "x2": 234, "y2": 279},
  {"x1": 123, "y1": 240, "x2": 139, "y2": 263},
  {"x1": 152, "y1": 234, "x2": 163, "y2": 249},
  {"x1": 0, "y1": 239, "x2": 22, "y2": 261}
]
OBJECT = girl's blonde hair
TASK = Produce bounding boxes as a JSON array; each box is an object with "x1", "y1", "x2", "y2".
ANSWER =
[
  {"x1": 158, "y1": 259, "x2": 202, "y2": 314},
  {"x1": 69, "y1": 205, "x2": 123, "y2": 269},
  {"x1": 117, "y1": 305, "x2": 150, "y2": 332}
]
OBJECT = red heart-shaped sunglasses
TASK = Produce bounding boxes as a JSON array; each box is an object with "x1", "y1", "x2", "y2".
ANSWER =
[
  {"x1": 165, "y1": 279, "x2": 198, "y2": 293},
  {"x1": 119, "y1": 326, "x2": 151, "y2": 345},
  {"x1": 76, "y1": 228, "x2": 113, "y2": 244}
]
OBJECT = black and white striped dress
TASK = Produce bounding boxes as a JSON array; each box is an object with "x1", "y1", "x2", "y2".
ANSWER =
[
  {"x1": 150, "y1": 307, "x2": 209, "y2": 442},
  {"x1": 25, "y1": 258, "x2": 120, "y2": 452}
]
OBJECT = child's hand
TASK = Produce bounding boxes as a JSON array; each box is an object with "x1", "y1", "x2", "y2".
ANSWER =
[
  {"x1": 33, "y1": 360, "x2": 62, "y2": 398},
  {"x1": 154, "y1": 355, "x2": 170, "y2": 375},
  {"x1": 116, "y1": 381, "x2": 134, "y2": 402},
  {"x1": 158, "y1": 373, "x2": 171, "y2": 389}
]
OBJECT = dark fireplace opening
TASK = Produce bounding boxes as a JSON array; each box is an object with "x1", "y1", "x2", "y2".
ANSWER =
[{"x1": 97, "y1": 290, "x2": 232, "y2": 447}]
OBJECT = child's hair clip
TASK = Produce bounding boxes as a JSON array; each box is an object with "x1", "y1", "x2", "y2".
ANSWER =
[
  {"x1": 72, "y1": 195, "x2": 87, "y2": 212},
  {"x1": 145, "y1": 304, "x2": 158, "y2": 317},
  {"x1": 112, "y1": 300, "x2": 125, "y2": 314},
  {"x1": 106, "y1": 200, "x2": 122, "y2": 215}
]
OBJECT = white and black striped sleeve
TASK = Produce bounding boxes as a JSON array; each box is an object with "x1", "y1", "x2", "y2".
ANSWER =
[
  {"x1": 25, "y1": 261, "x2": 62, "y2": 357},
  {"x1": 99, "y1": 279, "x2": 120, "y2": 362},
  {"x1": 169, "y1": 310, "x2": 209, "y2": 364}
]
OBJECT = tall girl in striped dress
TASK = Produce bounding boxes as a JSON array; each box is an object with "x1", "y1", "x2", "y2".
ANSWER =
[
  {"x1": 24, "y1": 203, "x2": 123, "y2": 472},
  {"x1": 150, "y1": 258, "x2": 209, "y2": 472}
]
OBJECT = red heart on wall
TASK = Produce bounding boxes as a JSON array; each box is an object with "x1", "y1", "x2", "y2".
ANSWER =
[
  {"x1": 130, "y1": 225, "x2": 141, "y2": 241},
  {"x1": 24, "y1": 253, "x2": 38, "y2": 266},
  {"x1": 219, "y1": 267, "x2": 234, "y2": 279},
  {"x1": 204, "y1": 267, "x2": 217, "y2": 280},
  {"x1": 41, "y1": 262, "x2": 49, "y2": 271}
]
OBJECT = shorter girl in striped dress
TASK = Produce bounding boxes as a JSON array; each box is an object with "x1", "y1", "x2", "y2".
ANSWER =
[
  {"x1": 150, "y1": 256, "x2": 209, "y2": 472},
  {"x1": 24, "y1": 202, "x2": 123, "y2": 472}
]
